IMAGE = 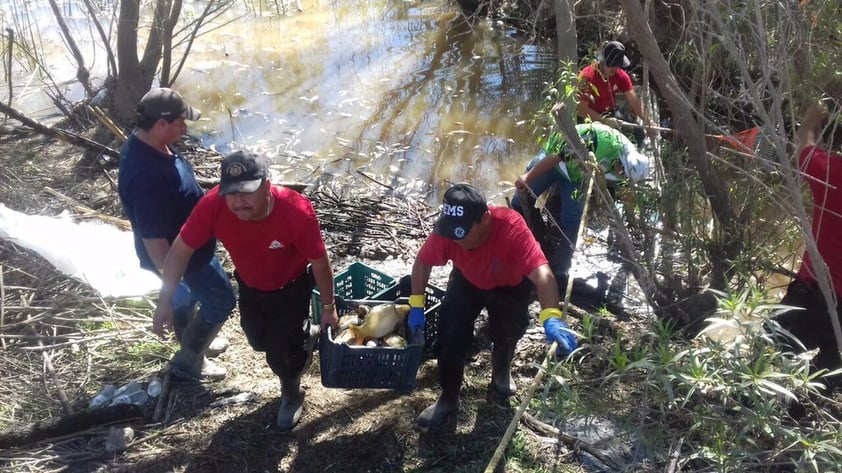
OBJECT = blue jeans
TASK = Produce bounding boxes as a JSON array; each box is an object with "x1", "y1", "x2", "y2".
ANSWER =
[
  {"x1": 172, "y1": 257, "x2": 236, "y2": 325},
  {"x1": 511, "y1": 150, "x2": 585, "y2": 255}
]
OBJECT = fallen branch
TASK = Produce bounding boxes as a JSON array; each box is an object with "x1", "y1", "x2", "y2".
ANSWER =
[
  {"x1": 152, "y1": 370, "x2": 171, "y2": 423},
  {"x1": 0, "y1": 102, "x2": 118, "y2": 159},
  {"x1": 0, "y1": 404, "x2": 144, "y2": 449},
  {"x1": 521, "y1": 412, "x2": 625, "y2": 472},
  {"x1": 0, "y1": 265, "x2": 5, "y2": 349},
  {"x1": 43, "y1": 186, "x2": 131, "y2": 230}
]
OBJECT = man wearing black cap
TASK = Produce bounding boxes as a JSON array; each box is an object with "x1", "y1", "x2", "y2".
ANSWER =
[
  {"x1": 410, "y1": 183, "x2": 577, "y2": 431},
  {"x1": 152, "y1": 151, "x2": 338, "y2": 432},
  {"x1": 577, "y1": 41, "x2": 654, "y2": 143},
  {"x1": 119, "y1": 87, "x2": 236, "y2": 381}
]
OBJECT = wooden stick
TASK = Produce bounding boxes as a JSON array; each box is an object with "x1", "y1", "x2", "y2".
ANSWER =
[
  {"x1": 152, "y1": 370, "x2": 172, "y2": 423},
  {"x1": 520, "y1": 412, "x2": 625, "y2": 471},
  {"x1": 0, "y1": 101, "x2": 118, "y2": 158},
  {"x1": 87, "y1": 105, "x2": 127, "y2": 142},
  {"x1": 485, "y1": 154, "x2": 601, "y2": 473},
  {"x1": 561, "y1": 154, "x2": 597, "y2": 318},
  {"x1": 0, "y1": 265, "x2": 5, "y2": 349},
  {"x1": 43, "y1": 186, "x2": 131, "y2": 230},
  {"x1": 484, "y1": 342, "x2": 557, "y2": 473}
]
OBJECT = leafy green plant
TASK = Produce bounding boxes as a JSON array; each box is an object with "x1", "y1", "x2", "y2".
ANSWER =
[{"x1": 533, "y1": 288, "x2": 842, "y2": 471}]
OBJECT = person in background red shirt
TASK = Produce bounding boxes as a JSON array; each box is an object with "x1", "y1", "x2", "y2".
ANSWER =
[
  {"x1": 153, "y1": 151, "x2": 339, "y2": 432},
  {"x1": 577, "y1": 41, "x2": 655, "y2": 144},
  {"x1": 410, "y1": 183, "x2": 576, "y2": 432},
  {"x1": 775, "y1": 101, "x2": 842, "y2": 388}
]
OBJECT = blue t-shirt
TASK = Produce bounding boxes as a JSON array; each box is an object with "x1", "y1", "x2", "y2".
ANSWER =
[{"x1": 118, "y1": 132, "x2": 216, "y2": 274}]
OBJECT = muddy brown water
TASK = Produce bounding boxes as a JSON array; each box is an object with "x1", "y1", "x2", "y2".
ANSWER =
[{"x1": 7, "y1": 0, "x2": 557, "y2": 204}]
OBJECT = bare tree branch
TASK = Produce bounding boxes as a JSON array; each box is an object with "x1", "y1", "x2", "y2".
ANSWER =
[{"x1": 46, "y1": 0, "x2": 94, "y2": 96}]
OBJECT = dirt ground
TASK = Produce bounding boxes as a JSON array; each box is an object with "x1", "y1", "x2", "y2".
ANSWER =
[{"x1": 0, "y1": 131, "x2": 578, "y2": 473}]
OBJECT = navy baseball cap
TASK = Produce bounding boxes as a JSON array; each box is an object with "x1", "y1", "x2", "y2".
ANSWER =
[
  {"x1": 434, "y1": 183, "x2": 488, "y2": 240},
  {"x1": 219, "y1": 151, "x2": 269, "y2": 195}
]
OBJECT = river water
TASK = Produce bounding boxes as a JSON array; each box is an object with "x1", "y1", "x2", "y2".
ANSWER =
[{"x1": 5, "y1": 0, "x2": 557, "y2": 204}]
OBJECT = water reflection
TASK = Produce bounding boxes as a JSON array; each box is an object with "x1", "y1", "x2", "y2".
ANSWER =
[
  {"x1": 6, "y1": 0, "x2": 557, "y2": 203},
  {"x1": 182, "y1": 0, "x2": 556, "y2": 203}
]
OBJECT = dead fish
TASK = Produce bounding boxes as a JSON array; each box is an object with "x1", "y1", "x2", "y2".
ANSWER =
[
  {"x1": 347, "y1": 304, "x2": 410, "y2": 345},
  {"x1": 383, "y1": 333, "x2": 407, "y2": 348},
  {"x1": 338, "y1": 314, "x2": 362, "y2": 330}
]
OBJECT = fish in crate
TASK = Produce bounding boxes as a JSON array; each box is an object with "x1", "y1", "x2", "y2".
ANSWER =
[{"x1": 333, "y1": 303, "x2": 411, "y2": 348}]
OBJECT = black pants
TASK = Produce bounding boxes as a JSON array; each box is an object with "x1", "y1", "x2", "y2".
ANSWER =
[
  {"x1": 236, "y1": 269, "x2": 314, "y2": 380},
  {"x1": 436, "y1": 269, "x2": 532, "y2": 398},
  {"x1": 775, "y1": 278, "x2": 842, "y2": 379}
]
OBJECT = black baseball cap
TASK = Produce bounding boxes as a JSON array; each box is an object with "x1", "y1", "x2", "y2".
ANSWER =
[
  {"x1": 599, "y1": 41, "x2": 631, "y2": 68},
  {"x1": 137, "y1": 87, "x2": 201, "y2": 121},
  {"x1": 434, "y1": 183, "x2": 488, "y2": 240},
  {"x1": 219, "y1": 151, "x2": 269, "y2": 195}
]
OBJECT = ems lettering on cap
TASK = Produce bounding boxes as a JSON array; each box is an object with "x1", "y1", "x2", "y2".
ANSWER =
[{"x1": 434, "y1": 183, "x2": 488, "y2": 240}]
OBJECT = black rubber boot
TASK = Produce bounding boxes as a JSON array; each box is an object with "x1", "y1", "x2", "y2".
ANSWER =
[
  {"x1": 276, "y1": 323, "x2": 320, "y2": 432},
  {"x1": 417, "y1": 392, "x2": 459, "y2": 432},
  {"x1": 174, "y1": 306, "x2": 228, "y2": 358},
  {"x1": 277, "y1": 376, "x2": 305, "y2": 432},
  {"x1": 490, "y1": 342, "x2": 517, "y2": 396},
  {"x1": 552, "y1": 239, "x2": 575, "y2": 293},
  {"x1": 172, "y1": 305, "x2": 196, "y2": 342},
  {"x1": 170, "y1": 317, "x2": 225, "y2": 381}
]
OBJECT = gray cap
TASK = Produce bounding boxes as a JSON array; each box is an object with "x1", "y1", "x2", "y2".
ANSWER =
[
  {"x1": 598, "y1": 41, "x2": 631, "y2": 68},
  {"x1": 137, "y1": 88, "x2": 201, "y2": 121}
]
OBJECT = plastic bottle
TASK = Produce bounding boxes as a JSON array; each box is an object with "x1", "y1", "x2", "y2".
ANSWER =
[
  {"x1": 146, "y1": 376, "x2": 162, "y2": 397},
  {"x1": 114, "y1": 380, "x2": 141, "y2": 398},
  {"x1": 110, "y1": 389, "x2": 149, "y2": 406},
  {"x1": 89, "y1": 384, "x2": 117, "y2": 409}
]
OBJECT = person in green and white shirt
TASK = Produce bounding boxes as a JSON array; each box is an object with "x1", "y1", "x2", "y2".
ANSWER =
[{"x1": 512, "y1": 121, "x2": 650, "y2": 286}]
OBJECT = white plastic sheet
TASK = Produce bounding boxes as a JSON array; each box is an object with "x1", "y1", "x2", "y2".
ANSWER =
[{"x1": 0, "y1": 203, "x2": 160, "y2": 297}]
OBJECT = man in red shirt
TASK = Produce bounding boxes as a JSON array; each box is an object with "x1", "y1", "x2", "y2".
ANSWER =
[
  {"x1": 577, "y1": 41, "x2": 654, "y2": 143},
  {"x1": 410, "y1": 183, "x2": 576, "y2": 431},
  {"x1": 776, "y1": 101, "x2": 842, "y2": 386},
  {"x1": 153, "y1": 151, "x2": 339, "y2": 432}
]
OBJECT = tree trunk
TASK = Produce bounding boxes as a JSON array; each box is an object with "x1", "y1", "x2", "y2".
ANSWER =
[
  {"x1": 620, "y1": 0, "x2": 741, "y2": 293},
  {"x1": 112, "y1": 0, "x2": 171, "y2": 123}
]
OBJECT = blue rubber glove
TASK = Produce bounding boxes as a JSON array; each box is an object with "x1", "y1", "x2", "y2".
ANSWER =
[
  {"x1": 408, "y1": 306, "x2": 426, "y2": 331},
  {"x1": 543, "y1": 317, "x2": 577, "y2": 357}
]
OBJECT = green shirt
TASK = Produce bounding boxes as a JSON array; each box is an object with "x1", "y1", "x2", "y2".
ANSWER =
[{"x1": 542, "y1": 122, "x2": 633, "y2": 183}]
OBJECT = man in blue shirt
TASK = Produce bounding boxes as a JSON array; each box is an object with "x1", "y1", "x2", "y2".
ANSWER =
[{"x1": 118, "y1": 88, "x2": 236, "y2": 380}]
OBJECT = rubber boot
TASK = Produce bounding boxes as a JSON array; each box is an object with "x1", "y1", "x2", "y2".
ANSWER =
[
  {"x1": 172, "y1": 306, "x2": 194, "y2": 342},
  {"x1": 173, "y1": 304, "x2": 226, "y2": 358},
  {"x1": 276, "y1": 376, "x2": 305, "y2": 432},
  {"x1": 552, "y1": 239, "x2": 575, "y2": 293},
  {"x1": 490, "y1": 342, "x2": 517, "y2": 396},
  {"x1": 171, "y1": 317, "x2": 226, "y2": 381},
  {"x1": 174, "y1": 305, "x2": 227, "y2": 360},
  {"x1": 276, "y1": 323, "x2": 320, "y2": 432},
  {"x1": 417, "y1": 391, "x2": 459, "y2": 431}
]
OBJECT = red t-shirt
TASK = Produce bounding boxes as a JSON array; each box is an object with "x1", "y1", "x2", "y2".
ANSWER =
[
  {"x1": 578, "y1": 63, "x2": 633, "y2": 114},
  {"x1": 797, "y1": 145, "x2": 842, "y2": 296},
  {"x1": 417, "y1": 207, "x2": 548, "y2": 290},
  {"x1": 180, "y1": 185, "x2": 326, "y2": 291}
]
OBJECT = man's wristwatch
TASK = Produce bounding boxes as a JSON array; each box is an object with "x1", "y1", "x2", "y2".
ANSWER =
[{"x1": 322, "y1": 302, "x2": 335, "y2": 312}]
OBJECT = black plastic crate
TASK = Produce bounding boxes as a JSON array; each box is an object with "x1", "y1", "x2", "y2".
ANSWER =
[
  {"x1": 319, "y1": 302, "x2": 424, "y2": 390},
  {"x1": 311, "y1": 262, "x2": 397, "y2": 324}
]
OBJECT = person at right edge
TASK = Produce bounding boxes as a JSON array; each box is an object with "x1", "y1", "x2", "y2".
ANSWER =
[
  {"x1": 774, "y1": 101, "x2": 842, "y2": 390},
  {"x1": 409, "y1": 183, "x2": 577, "y2": 432}
]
